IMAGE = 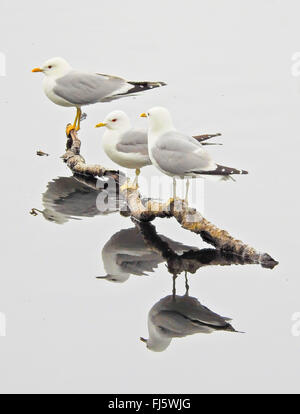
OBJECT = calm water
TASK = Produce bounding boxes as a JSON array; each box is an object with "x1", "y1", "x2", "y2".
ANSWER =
[{"x1": 0, "y1": 0, "x2": 299, "y2": 393}]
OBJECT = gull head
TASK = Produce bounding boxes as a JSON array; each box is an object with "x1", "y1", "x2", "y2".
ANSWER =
[
  {"x1": 42, "y1": 209, "x2": 68, "y2": 225},
  {"x1": 139, "y1": 336, "x2": 171, "y2": 352},
  {"x1": 95, "y1": 110, "x2": 131, "y2": 131},
  {"x1": 32, "y1": 57, "x2": 72, "y2": 78},
  {"x1": 140, "y1": 106, "x2": 174, "y2": 133},
  {"x1": 96, "y1": 274, "x2": 130, "y2": 283}
]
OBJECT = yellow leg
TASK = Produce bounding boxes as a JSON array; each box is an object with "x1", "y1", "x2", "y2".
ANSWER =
[
  {"x1": 75, "y1": 108, "x2": 82, "y2": 131},
  {"x1": 133, "y1": 168, "x2": 141, "y2": 187},
  {"x1": 66, "y1": 108, "x2": 81, "y2": 136}
]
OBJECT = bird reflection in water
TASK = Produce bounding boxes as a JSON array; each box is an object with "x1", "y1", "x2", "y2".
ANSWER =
[
  {"x1": 33, "y1": 174, "x2": 268, "y2": 352},
  {"x1": 140, "y1": 275, "x2": 240, "y2": 352},
  {"x1": 32, "y1": 174, "x2": 125, "y2": 224},
  {"x1": 96, "y1": 220, "x2": 261, "y2": 352},
  {"x1": 131, "y1": 222, "x2": 244, "y2": 351},
  {"x1": 97, "y1": 227, "x2": 196, "y2": 283}
]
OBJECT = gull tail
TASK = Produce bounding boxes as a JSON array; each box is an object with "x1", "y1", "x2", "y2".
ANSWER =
[
  {"x1": 193, "y1": 133, "x2": 223, "y2": 146},
  {"x1": 193, "y1": 164, "x2": 248, "y2": 176},
  {"x1": 102, "y1": 80, "x2": 167, "y2": 102},
  {"x1": 223, "y1": 323, "x2": 245, "y2": 334},
  {"x1": 214, "y1": 164, "x2": 248, "y2": 176},
  {"x1": 127, "y1": 80, "x2": 167, "y2": 94},
  {"x1": 193, "y1": 133, "x2": 222, "y2": 143}
]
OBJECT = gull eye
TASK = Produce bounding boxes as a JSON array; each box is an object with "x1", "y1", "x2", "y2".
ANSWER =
[
  {"x1": 112, "y1": 118, "x2": 117, "y2": 122},
  {"x1": 48, "y1": 65, "x2": 52, "y2": 69}
]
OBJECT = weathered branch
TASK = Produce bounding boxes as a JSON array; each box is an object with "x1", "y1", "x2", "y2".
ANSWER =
[
  {"x1": 61, "y1": 129, "x2": 278, "y2": 269},
  {"x1": 61, "y1": 128, "x2": 121, "y2": 181}
]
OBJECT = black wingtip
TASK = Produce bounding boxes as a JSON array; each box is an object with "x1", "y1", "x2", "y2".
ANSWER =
[
  {"x1": 216, "y1": 165, "x2": 249, "y2": 175},
  {"x1": 128, "y1": 80, "x2": 167, "y2": 93},
  {"x1": 193, "y1": 165, "x2": 249, "y2": 176}
]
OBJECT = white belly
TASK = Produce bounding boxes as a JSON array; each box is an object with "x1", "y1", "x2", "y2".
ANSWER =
[
  {"x1": 102, "y1": 133, "x2": 150, "y2": 169},
  {"x1": 43, "y1": 77, "x2": 75, "y2": 107}
]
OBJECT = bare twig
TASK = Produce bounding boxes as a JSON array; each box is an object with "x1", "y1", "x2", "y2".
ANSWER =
[
  {"x1": 30, "y1": 208, "x2": 43, "y2": 216},
  {"x1": 36, "y1": 150, "x2": 49, "y2": 157}
]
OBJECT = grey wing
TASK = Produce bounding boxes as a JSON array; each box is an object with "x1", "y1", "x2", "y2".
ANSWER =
[
  {"x1": 152, "y1": 311, "x2": 214, "y2": 337},
  {"x1": 152, "y1": 298, "x2": 236, "y2": 336},
  {"x1": 54, "y1": 71, "x2": 129, "y2": 105},
  {"x1": 154, "y1": 295, "x2": 233, "y2": 328},
  {"x1": 116, "y1": 129, "x2": 151, "y2": 159},
  {"x1": 174, "y1": 296, "x2": 233, "y2": 327},
  {"x1": 116, "y1": 253, "x2": 161, "y2": 276},
  {"x1": 151, "y1": 131, "x2": 216, "y2": 175}
]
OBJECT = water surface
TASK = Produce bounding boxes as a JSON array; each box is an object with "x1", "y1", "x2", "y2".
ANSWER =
[{"x1": 0, "y1": 0, "x2": 299, "y2": 393}]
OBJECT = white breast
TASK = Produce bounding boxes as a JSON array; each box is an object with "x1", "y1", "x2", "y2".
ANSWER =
[
  {"x1": 102, "y1": 130, "x2": 149, "y2": 169},
  {"x1": 42, "y1": 77, "x2": 74, "y2": 107}
]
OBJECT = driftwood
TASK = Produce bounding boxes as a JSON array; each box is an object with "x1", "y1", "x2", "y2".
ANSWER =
[
  {"x1": 61, "y1": 128, "x2": 120, "y2": 180},
  {"x1": 61, "y1": 128, "x2": 278, "y2": 270}
]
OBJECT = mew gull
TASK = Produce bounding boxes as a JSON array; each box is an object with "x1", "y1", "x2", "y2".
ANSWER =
[
  {"x1": 140, "y1": 106, "x2": 248, "y2": 201},
  {"x1": 95, "y1": 110, "x2": 151, "y2": 186},
  {"x1": 95, "y1": 110, "x2": 223, "y2": 186},
  {"x1": 32, "y1": 57, "x2": 166, "y2": 135}
]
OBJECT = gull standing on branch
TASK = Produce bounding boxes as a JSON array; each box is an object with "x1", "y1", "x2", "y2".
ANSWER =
[
  {"x1": 95, "y1": 110, "x2": 151, "y2": 186},
  {"x1": 32, "y1": 57, "x2": 166, "y2": 136},
  {"x1": 140, "y1": 107, "x2": 248, "y2": 202},
  {"x1": 95, "y1": 110, "x2": 223, "y2": 187}
]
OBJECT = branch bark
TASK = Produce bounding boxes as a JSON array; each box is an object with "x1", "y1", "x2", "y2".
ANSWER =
[{"x1": 61, "y1": 129, "x2": 278, "y2": 270}]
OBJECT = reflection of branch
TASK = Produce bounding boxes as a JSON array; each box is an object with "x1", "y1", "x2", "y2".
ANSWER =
[
  {"x1": 126, "y1": 191, "x2": 278, "y2": 269},
  {"x1": 30, "y1": 208, "x2": 43, "y2": 216},
  {"x1": 134, "y1": 220, "x2": 278, "y2": 271},
  {"x1": 62, "y1": 129, "x2": 278, "y2": 269}
]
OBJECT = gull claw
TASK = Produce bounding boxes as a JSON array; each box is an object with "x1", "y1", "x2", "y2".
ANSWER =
[{"x1": 66, "y1": 124, "x2": 75, "y2": 137}]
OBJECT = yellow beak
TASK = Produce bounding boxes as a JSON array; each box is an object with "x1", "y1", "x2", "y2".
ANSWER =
[
  {"x1": 140, "y1": 113, "x2": 147, "y2": 118},
  {"x1": 32, "y1": 67, "x2": 42, "y2": 73},
  {"x1": 95, "y1": 122, "x2": 107, "y2": 128}
]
